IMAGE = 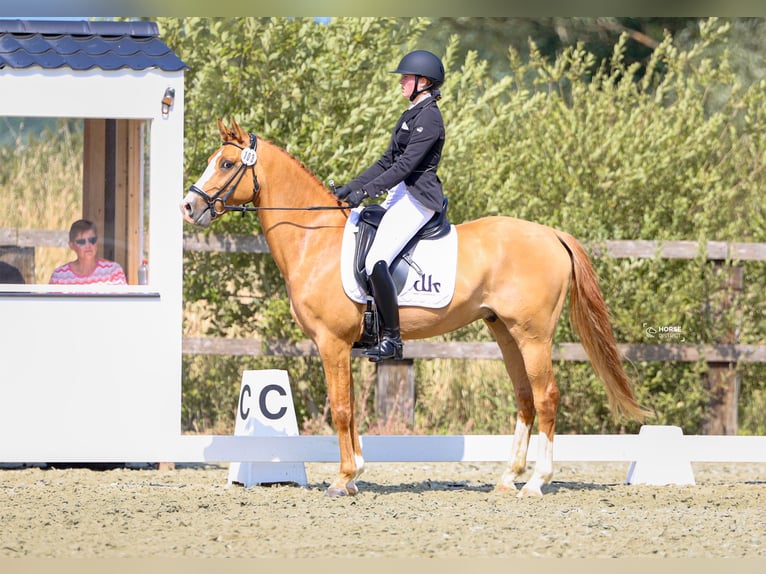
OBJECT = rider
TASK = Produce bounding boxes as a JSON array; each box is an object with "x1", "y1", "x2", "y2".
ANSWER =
[{"x1": 334, "y1": 50, "x2": 446, "y2": 362}]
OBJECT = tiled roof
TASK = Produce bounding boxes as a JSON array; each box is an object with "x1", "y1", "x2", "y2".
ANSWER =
[{"x1": 0, "y1": 19, "x2": 186, "y2": 72}]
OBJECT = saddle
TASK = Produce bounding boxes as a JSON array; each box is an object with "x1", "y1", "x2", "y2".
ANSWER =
[
  {"x1": 352, "y1": 198, "x2": 450, "y2": 349},
  {"x1": 352, "y1": 198, "x2": 451, "y2": 294}
]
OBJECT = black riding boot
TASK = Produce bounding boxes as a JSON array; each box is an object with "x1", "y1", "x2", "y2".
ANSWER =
[{"x1": 364, "y1": 260, "x2": 403, "y2": 362}]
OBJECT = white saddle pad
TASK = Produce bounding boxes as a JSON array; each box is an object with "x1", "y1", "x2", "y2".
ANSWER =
[{"x1": 340, "y1": 208, "x2": 458, "y2": 308}]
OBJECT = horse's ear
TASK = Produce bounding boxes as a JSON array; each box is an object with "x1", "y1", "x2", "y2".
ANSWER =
[
  {"x1": 217, "y1": 118, "x2": 232, "y2": 142},
  {"x1": 229, "y1": 116, "x2": 249, "y2": 144}
]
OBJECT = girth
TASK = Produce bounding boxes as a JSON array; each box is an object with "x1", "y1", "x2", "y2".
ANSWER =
[{"x1": 353, "y1": 198, "x2": 450, "y2": 294}]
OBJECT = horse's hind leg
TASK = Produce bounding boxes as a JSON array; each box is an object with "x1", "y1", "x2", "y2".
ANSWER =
[
  {"x1": 484, "y1": 320, "x2": 537, "y2": 493},
  {"x1": 514, "y1": 341, "x2": 560, "y2": 497},
  {"x1": 486, "y1": 320, "x2": 560, "y2": 497}
]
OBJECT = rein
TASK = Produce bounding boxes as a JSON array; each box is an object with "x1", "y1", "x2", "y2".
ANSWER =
[
  {"x1": 189, "y1": 133, "x2": 348, "y2": 217},
  {"x1": 224, "y1": 204, "x2": 349, "y2": 213}
]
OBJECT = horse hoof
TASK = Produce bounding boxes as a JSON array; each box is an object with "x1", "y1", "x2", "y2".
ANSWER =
[
  {"x1": 516, "y1": 486, "x2": 543, "y2": 498},
  {"x1": 325, "y1": 486, "x2": 349, "y2": 498},
  {"x1": 324, "y1": 482, "x2": 358, "y2": 498},
  {"x1": 494, "y1": 483, "x2": 518, "y2": 494}
]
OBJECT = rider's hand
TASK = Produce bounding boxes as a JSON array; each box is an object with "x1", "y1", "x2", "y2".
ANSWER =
[
  {"x1": 333, "y1": 184, "x2": 352, "y2": 201},
  {"x1": 344, "y1": 189, "x2": 368, "y2": 208}
]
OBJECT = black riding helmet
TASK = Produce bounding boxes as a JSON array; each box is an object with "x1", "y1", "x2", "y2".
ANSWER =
[{"x1": 390, "y1": 50, "x2": 444, "y2": 101}]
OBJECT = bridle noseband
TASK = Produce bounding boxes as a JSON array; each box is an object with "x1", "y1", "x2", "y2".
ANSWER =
[{"x1": 188, "y1": 133, "x2": 261, "y2": 218}]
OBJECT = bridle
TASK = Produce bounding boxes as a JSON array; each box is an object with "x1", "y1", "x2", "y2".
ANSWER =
[
  {"x1": 188, "y1": 132, "x2": 348, "y2": 218},
  {"x1": 188, "y1": 133, "x2": 261, "y2": 218}
]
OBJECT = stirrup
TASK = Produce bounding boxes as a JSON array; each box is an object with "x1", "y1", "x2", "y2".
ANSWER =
[{"x1": 363, "y1": 336, "x2": 403, "y2": 362}]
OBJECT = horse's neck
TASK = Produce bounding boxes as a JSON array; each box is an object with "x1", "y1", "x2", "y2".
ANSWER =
[{"x1": 257, "y1": 142, "x2": 346, "y2": 280}]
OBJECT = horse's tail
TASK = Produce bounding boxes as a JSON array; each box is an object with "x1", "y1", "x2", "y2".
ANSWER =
[{"x1": 555, "y1": 230, "x2": 651, "y2": 422}]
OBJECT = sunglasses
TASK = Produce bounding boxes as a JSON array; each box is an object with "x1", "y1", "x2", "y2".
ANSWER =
[{"x1": 74, "y1": 237, "x2": 98, "y2": 246}]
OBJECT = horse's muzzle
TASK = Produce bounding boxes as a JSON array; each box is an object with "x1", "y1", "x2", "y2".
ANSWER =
[{"x1": 180, "y1": 193, "x2": 213, "y2": 227}]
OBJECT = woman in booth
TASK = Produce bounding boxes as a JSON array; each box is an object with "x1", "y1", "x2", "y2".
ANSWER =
[{"x1": 49, "y1": 219, "x2": 127, "y2": 285}]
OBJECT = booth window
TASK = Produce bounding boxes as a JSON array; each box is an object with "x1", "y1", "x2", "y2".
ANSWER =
[{"x1": 0, "y1": 117, "x2": 150, "y2": 286}]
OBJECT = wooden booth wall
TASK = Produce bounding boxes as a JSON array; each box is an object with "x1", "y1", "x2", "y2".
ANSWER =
[{"x1": 82, "y1": 118, "x2": 145, "y2": 284}]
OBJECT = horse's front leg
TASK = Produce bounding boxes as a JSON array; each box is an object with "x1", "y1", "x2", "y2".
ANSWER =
[{"x1": 319, "y1": 338, "x2": 364, "y2": 497}]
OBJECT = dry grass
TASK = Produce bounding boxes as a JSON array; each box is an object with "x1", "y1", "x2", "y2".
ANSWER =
[
  {"x1": 294, "y1": 356, "x2": 518, "y2": 436},
  {"x1": 415, "y1": 358, "x2": 517, "y2": 434}
]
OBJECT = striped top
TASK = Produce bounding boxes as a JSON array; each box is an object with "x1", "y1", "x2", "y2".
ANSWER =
[{"x1": 49, "y1": 259, "x2": 127, "y2": 285}]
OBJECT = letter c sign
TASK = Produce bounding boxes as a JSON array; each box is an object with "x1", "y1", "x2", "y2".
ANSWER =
[
  {"x1": 234, "y1": 370, "x2": 299, "y2": 438},
  {"x1": 239, "y1": 384, "x2": 252, "y2": 420},
  {"x1": 238, "y1": 382, "x2": 289, "y2": 421},
  {"x1": 259, "y1": 384, "x2": 288, "y2": 420}
]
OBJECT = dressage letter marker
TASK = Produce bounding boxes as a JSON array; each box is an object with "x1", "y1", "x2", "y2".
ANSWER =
[
  {"x1": 625, "y1": 425, "x2": 696, "y2": 486},
  {"x1": 227, "y1": 370, "x2": 307, "y2": 487}
]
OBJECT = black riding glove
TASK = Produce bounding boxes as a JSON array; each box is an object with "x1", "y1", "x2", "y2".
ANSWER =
[
  {"x1": 344, "y1": 189, "x2": 368, "y2": 208},
  {"x1": 333, "y1": 184, "x2": 352, "y2": 201}
]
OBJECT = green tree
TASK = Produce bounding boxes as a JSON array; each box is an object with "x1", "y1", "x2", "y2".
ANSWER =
[{"x1": 421, "y1": 18, "x2": 700, "y2": 80}]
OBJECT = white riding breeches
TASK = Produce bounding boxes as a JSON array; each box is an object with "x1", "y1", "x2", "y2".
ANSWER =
[{"x1": 364, "y1": 182, "x2": 435, "y2": 276}]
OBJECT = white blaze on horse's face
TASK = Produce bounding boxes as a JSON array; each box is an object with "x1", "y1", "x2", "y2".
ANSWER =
[
  {"x1": 194, "y1": 150, "x2": 224, "y2": 191},
  {"x1": 180, "y1": 149, "x2": 224, "y2": 228}
]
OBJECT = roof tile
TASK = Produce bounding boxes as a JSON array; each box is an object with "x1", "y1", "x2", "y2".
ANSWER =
[{"x1": 0, "y1": 19, "x2": 186, "y2": 72}]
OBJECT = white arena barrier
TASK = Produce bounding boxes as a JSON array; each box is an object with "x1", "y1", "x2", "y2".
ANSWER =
[{"x1": 3, "y1": 368, "x2": 765, "y2": 486}]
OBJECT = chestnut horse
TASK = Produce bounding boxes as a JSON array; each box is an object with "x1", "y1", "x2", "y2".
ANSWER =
[{"x1": 181, "y1": 118, "x2": 648, "y2": 497}]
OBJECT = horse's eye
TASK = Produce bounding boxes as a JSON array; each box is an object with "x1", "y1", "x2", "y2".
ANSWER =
[{"x1": 221, "y1": 160, "x2": 235, "y2": 169}]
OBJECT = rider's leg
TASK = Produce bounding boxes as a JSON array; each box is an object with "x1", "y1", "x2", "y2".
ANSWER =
[
  {"x1": 364, "y1": 188, "x2": 434, "y2": 361},
  {"x1": 364, "y1": 260, "x2": 403, "y2": 361}
]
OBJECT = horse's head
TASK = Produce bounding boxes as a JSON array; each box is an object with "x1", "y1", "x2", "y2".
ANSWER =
[{"x1": 181, "y1": 117, "x2": 260, "y2": 228}]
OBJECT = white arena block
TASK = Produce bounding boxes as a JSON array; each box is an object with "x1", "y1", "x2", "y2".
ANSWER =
[
  {"x1": 227, "y1": 370, "x2": 307, "y2": 487},
  {"x1": 625, "y1": 425, "x2": 696, "y2": 486}
]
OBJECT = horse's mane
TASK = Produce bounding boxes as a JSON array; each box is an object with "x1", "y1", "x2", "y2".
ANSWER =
[{"x1": 262, "y1": 137, "x2": 333, "y2": 197}]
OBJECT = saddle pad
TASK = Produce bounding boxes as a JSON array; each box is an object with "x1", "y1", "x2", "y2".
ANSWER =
[{"x1": 340, "y1": 208, "x2": 458, "y2": 308}]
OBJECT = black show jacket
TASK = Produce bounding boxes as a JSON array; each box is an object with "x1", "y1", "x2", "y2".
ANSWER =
[{"x1": 348, "y1": 96, "x2": 445, "y2": 213}]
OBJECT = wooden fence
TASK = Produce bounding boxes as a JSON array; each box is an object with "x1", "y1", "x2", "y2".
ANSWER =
[{"x1": 3, "y1": 228, "x2": 766, "y2": 434}]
